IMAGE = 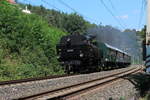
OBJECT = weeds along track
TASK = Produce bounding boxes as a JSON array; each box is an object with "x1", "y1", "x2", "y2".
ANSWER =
[{"x1": 0, "y1": 65, "x2": 142, "y2": 100}]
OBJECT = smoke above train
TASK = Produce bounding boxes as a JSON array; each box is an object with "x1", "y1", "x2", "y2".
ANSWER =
[{"x1": 86, "y1": 25, "x2": 142, "y2": 64}]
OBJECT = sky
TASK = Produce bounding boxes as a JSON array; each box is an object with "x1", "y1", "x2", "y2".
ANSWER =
[{"x1": 17, "y1": 0, "x2": 146, "y2": 31}]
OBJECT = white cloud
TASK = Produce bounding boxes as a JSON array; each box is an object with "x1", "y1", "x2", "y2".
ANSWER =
[{"x1": 116, "y1": 15, "x2": 129, "y2": 19}]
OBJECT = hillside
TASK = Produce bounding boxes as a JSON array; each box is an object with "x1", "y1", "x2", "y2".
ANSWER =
[
  {"x1": 19, "y1": 3, "x2": 96, "y2": 34},
  {"x1": 0, "y1": 0, "x2": 67, "y2": 81}
]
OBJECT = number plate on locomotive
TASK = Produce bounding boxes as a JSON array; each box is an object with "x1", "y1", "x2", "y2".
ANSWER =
[{"x1": 67, "y1": 49, "x2": 74, "y2": 52}]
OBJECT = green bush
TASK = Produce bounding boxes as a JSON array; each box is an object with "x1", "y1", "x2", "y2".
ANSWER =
[{"x1": 0, "y1": 0, "x2": 66, "y2": 81}]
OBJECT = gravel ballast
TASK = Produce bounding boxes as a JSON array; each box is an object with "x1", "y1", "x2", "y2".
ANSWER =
[
  {"x1": 0, "y1": 65, "x2": 140, "y2": 100},
  {"x1": 76, "y1": 78, "x2": 138, "y2": 100}
]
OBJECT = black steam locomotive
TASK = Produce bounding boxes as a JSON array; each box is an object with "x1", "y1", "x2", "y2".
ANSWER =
[{"x1": 56, "y1": 33, "x2": 131, "y2": 73}]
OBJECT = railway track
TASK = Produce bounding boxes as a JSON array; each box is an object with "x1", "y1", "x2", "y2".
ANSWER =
[
  {"x1": 0, "y1": 65, "x2": 142, "y2": 100},
  {"x1": 0, "y1": 74, "x2": 77, "y2": 86},
  {"x1": 16, "y1": 66, "x2": 141, "y2": 100}
]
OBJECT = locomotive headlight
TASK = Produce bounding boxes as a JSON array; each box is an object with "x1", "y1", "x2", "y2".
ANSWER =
[
  {"x1": 58, "y1": 49, "x2": 61, "y2": 52},
  {"x1": 56, "y1": 56, "x2": 60, "y2": 59},
  {"x1": 105, "y1": 58, "x2": 108, "y2": 61},
  {"x1": 79, "y1": 53, "x2": 84, "y2": 57}
]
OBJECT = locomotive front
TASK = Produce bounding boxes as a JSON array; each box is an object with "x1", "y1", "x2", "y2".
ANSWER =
[{"x1": 56, "y1": 34, "x2": 99, "y2": 73}]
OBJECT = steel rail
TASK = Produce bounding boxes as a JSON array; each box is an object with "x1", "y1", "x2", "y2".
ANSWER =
[{"x1": 0, "y1": 74, "x2": 78, "y2": 86}]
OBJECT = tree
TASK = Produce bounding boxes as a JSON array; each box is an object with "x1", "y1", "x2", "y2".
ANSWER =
[
  {"x1": 22, "y1": 4, "x2": 92, "y2": 34},
  {"x1": 137, "y1": 25, "x2": 146, "y2": 39},
  {"x1": 64, "y1": 13, "x2": 87, "y2": 34}
]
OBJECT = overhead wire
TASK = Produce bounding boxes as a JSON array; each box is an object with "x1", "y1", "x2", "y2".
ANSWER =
[
  {"x1": 100, "y1": 0, "x2": 126, "y2": 29},
  {"x1": 58, "y1": 0, "x2": 77, "y2": 12},
  {"x1": 138, "y1": 0, "x2": 146, "y2": 30},
  {"x1": 41, "y1": 0, "x2": 60, "y2": 11},
  {"x1": 108, "y1": 0, "x2": 116, "y2": 12},
  {"x1": 108, "y1": 0, "x2": 127, "y2": 28},
  {"x1": 57, "y1": 0, "x2": 99, "y2": 23},
  {"x1": 144, "y1": 0, "x2": 147, "y2": 8}
]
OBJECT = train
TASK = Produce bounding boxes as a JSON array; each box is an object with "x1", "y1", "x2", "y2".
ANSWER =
[{"x1": 56, "y1": 33, "x2": 131, "y2": 73}]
